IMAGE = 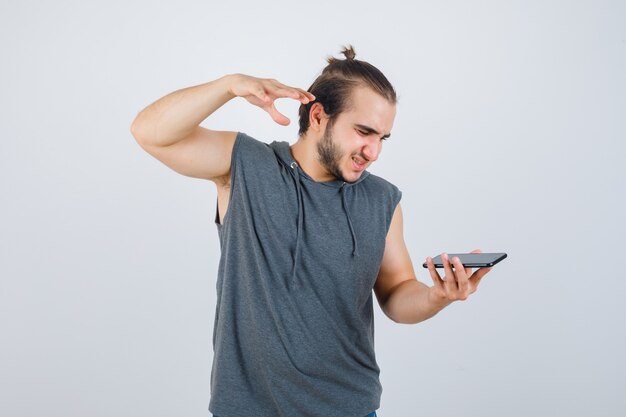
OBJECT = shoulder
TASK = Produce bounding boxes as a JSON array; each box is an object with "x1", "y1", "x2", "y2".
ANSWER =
[
  {"x1": 362, "y1": 172, "x2": 399, "y2": 190},
  {"x1": 363, "y1": 173, "x2": 402, "y2": 232},
  {"x1": 233, "y1": 131, "x2": 271, "y2": 153},
  {"x1": 361, "y1": 172, "x2": 402, "y2": 203},
  {"x1": 231, "y1": 131, "x2": 276, "y2": 165}
]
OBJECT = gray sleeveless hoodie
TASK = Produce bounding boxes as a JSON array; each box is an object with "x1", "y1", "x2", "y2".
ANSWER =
[{"x1": 209, "y1": 132, "x2": 402, "y2": 417}]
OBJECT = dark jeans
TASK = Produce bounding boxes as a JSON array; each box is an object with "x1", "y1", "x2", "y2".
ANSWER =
[{"x1": 213, "y1": 413, "x2": 377, "y2": 417}]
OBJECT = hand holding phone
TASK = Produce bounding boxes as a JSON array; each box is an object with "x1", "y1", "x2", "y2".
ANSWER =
[{"x1": 423, "y1": 250, "x2": 498, "y2": 302}]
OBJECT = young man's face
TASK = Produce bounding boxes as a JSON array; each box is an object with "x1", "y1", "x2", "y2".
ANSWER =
[{"x1": 316, "y1": 86, "x2": 396, "y2": 183}]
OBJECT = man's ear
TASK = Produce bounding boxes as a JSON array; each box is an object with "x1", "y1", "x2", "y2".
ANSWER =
[{"x1": 308, "y1": 102, "x2": 328, "y2": 133}]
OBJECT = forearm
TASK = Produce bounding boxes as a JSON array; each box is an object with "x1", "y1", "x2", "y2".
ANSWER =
[
  {"x1": 131, "y1": 74, "x2": 237, "y2": 146},
  {"x1": 384, "y1": 279, "x2": 453, "y2": 324}
]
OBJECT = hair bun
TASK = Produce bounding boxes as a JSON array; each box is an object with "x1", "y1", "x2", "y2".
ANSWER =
[{"x1": 341, "y1": 44, "x2": 356, "y2": 60}]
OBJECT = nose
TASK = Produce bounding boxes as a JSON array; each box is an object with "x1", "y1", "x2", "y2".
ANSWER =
[{"x1": 361, "y1": 138, "x2": 382, "y2": 162}]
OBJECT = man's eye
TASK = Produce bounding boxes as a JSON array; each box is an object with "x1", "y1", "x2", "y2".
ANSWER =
[{"x1": 357, "y1": 129, "x2": 387, "y2": 141}]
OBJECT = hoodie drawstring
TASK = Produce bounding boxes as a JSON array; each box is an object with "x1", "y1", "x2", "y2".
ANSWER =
[
  {"x1": 290, "y1": 162, "x2": 304, "y2": 284},
  {"x1": 340, "y1": 183, "x2": 359, "y2": 257},
  {"x1": 288, "y1": 162, "x2": 359, "y2": 286}
]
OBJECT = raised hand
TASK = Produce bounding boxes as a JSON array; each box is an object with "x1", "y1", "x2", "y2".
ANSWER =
[{"x1": 227, "y1": 74, "x2": 316, "y2": 126}]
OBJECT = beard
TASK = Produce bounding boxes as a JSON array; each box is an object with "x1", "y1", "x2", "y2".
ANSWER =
[{"x1": 316, "y1": 121, "x2": 347, "y2": 182}]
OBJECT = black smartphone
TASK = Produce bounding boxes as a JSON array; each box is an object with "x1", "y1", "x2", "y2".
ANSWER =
[{"x1": 422, "y1": 253, "x2": 507, "y2": 269}]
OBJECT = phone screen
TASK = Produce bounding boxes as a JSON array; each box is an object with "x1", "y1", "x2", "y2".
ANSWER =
[{"x1": 422, "y1": 253, "x2": 507, "y2": 269}]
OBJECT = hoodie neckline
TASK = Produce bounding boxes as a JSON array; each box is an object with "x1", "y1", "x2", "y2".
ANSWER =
[{"x1": 269, "y1": 140, "x2": 370, "y2": 187}]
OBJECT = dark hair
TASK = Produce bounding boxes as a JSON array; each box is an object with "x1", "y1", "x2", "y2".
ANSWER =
[{"x1": 297, "y1": 44, "x2": 397, "y2": 136}]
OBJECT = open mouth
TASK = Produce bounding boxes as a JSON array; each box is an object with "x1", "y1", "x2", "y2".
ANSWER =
[{"x1": 352, "y1": 156, "x2": 366, "y2": 171}]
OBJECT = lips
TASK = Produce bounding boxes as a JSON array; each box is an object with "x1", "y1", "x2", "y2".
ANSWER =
[{"x1": 352, "y1": 156, "x2": 366, "y2": 171}]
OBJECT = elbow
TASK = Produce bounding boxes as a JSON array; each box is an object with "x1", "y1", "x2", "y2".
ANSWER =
[
  {"x1": 130, "y1": 115, "x2": 144, "y2": 143},
  {"x1": 130, "y1": 111, "x2": 151, "y2": 145},
  {"x1": 130, "y1": 111, "x2": 141, "y2": 135},
  {"x1": 382, "y1": 301, "x2": 404, "y2": 324},
  {"x1": 386, "y1": 309, "x2": 408, "y2": 325},
  {"x1": 382, "y1": 280, "x2": 431, "y2": 325}
]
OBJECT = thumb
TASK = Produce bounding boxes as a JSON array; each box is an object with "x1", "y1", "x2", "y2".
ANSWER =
[
  {"x1": 471, "y1": 266, "x2": 492, "y2": 288},
  {"x1": 267, "y1": 102, "x2": 290, "y2": 126}
]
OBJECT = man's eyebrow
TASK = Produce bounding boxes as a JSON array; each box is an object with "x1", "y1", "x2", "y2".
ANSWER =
[{"x1": 354, "y1": 124, "x2": 391, "y2": 139}]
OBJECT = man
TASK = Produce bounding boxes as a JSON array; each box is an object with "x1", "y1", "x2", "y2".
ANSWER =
[{"x1": 131, "y1": 45, "x2": 492, "y2": 417}]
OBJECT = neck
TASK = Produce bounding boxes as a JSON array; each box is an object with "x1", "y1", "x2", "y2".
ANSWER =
[{"x1": 290, "y1": 134, "x2": 336, "y2": 182}]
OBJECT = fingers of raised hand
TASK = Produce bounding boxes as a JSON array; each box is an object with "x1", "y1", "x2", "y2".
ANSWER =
[
  {"x1": 295, "y1": 88, "x2": 316, "y2": 102},
  {"x1": 264, "y1": 79, "x2": 315, "y2": 103}
]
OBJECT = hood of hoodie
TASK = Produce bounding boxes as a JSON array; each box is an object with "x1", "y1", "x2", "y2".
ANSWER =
[{"x1": 268, "y1": 140, "x2": 370, "y2": 284}]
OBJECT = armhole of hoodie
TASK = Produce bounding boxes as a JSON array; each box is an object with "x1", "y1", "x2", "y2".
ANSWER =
[
  {"x1": 385, "y1": 186, "x2": 403, "y2": 234},
  {"x1": 214, "y1": 131, "x2": 245, "y2": 227}
]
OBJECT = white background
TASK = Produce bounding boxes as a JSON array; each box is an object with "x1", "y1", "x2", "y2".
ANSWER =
[{"x1": 1, "y1": 0, "x2": 625, "y2": 416}]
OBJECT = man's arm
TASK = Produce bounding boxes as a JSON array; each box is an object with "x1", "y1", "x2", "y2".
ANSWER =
[
  {"x1": 130, "y1": 74, "x2": 314, "y2": 183},
  {"x1": 373, "y1": 204, "x2": 492, "y2": 324},
  {"x1": 130, "y1": 75, "x2": 237, "y2": 182}
]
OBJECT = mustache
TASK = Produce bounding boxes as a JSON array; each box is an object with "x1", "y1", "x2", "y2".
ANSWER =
[{"x1": 352, "y1": 152, "x2": 369, "y2": 162}]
